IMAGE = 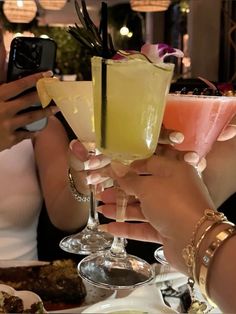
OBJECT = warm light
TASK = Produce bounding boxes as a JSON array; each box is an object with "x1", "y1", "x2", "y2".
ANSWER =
[
  {"x1": 127, "y1": 32, "x2": 133, "y2": 38},
  {"x1": 39, "y1": 0, "x2": 67, "y2": 10},
  {"x1": 120, "y1": 26, "x2": 130, "y2": 36},
  {"x1": 16, "y1": 0, "x2": 23, "y2": 8},
  {"x1": 130, "y1": 0, "x2": 171, "y2": 12},
  {"x1": 40, "y1": 34, "x2": 50, "y2": 39},
  {"x1": 180, "y1": 0, "x2": 190, "y2": 13},
  {"x1": 3, "y1": 0, "x2": 37, "y2": 23}
]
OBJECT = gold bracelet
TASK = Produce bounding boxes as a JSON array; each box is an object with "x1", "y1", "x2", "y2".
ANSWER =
[
  {"x1": 182, "y1": 209, "x2": 226, "y2": 277},
  {"x1": 198, "y1": 224, "x2": 236, "y2": 306},
  {"x1": 68, "y1": 168, "x2": 90, "y2": 202},
  {"x1": 193, "y1": 220, "x2": 227, "y2": 282}
]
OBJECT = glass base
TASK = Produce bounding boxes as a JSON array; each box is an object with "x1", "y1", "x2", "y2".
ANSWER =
[
  {"x1": 59, "y1": 227, "x2": 113, "y2": 255},
  {"x1": 154, "y1": 246, "x2": 169, "y2": 265},
  {"x1": 78, "y1": 251, "x2": 155, "y2": 290}
]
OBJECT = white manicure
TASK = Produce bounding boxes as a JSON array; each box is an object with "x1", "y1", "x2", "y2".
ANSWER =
[{"x1": 169, "y1": 132, "x2": 184, "y2": 144}]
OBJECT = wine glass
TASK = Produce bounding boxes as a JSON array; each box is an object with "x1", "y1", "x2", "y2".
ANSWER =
[
  {"x1": 154, "y1": 92, "x2": 236, "y2": 263},
  {"x1": 37, "y1": 79, "x2": 113, "y2": 254},
  {"x1": 78, "y1": 56, "x2": 175, "y2": 290}
]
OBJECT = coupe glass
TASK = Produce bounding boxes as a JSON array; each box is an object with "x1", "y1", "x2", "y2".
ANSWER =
[
  {"x1": 154, "y1": 92, "x2": 236, "y2": 264},
  {"x1": 39, "y1": 80, "x2": 113, "y2": 254},
  {"x1": 78, "y1": 56, "x2": 174, "y2": 289}
]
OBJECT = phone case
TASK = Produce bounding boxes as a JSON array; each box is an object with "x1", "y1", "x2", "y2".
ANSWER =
[
  {"x1": 7, "y1": 36, "x2": 57, "y2": 82},
  {"x1": 7, "y1": 37, "x2": 57, "y2": 132}
]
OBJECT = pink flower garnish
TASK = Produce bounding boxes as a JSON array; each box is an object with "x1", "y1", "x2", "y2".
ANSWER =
[{"x1": 141, "y1": 43, "x2": 184, "y2": 63}]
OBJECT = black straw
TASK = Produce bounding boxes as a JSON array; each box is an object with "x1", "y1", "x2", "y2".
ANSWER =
[{"x1": 100, "y1": 1, "x2": 108, "y2": 148}]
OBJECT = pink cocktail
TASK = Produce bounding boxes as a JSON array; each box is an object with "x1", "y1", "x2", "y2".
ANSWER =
[{"x1": 163, "y1": 94, "x2": 236, "y2": 159}]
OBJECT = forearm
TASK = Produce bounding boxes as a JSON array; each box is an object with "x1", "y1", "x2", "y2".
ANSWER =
[
  {"x1": 195, "y1": 223, "x2": 236, "y2": 312},
  {"x1": 44, "y1": 181, "x2": 89, "y2": 232},
  {"x1": 203, "y1": 137, "x2": 236, "y2": 207}
]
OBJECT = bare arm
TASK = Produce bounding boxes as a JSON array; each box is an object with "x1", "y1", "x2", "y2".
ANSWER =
[
  {"x1": 203, "y1": 135, "x2": 236, "y2": 208},
  {"x1": 98, "y1": 155, "x2": 236, "y2": 312},
  {"x1": 34, "y1": 116, "x2": 89, "y2": 232}
]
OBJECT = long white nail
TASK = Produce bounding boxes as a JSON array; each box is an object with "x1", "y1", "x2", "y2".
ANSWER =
[
  {"x1": 84, "y1": 158, "x2": 101, "y2": 170},
  {"x1": 42, "y1": 70, "x2": 53, "y2": 77},
  {"x1": 184, "y1": 152, "x2": 200, "y2": 165},
  {"x1": 86, "y1": 174, "x2": 109, "y2": 185},
  {"x1": 169, "y1": 132, "x2": 184, "y2": 144}
]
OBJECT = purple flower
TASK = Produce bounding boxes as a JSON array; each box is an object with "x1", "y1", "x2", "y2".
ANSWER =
[{"x1": 141, "y1": 43, "x2": 184, "y2": 63}]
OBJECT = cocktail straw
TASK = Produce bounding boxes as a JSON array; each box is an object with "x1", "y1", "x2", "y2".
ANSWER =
[{"x1": 100, "y1": 1, "x2": 108, "y2": 148}]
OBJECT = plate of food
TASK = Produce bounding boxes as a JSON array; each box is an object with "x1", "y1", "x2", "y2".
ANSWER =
[
  {"x1": 0, "y1": 259, "x2": 114, "y2": 313},
  {"x1": 0, "y1": 283, "x2": 45, "y2": 313}
]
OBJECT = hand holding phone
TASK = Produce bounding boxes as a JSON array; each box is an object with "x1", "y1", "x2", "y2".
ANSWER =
[
  {"x1": 0, "y1": 72, "x2": 57, "y2": 151},
  {"x1": 7, "y1": 36, "x2": 57, "y2": 132}
]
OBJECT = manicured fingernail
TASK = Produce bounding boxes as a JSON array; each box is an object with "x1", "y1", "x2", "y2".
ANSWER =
[
  {"x1": 111, "y1": 161, "x2": 129, "y2": 177},
  {"x1": 69, "y1": 139, "x2": 78, "y2": 151},
  {"x1": 86, "y1": 173, "x2": 109, "y2": 185},
  {"x1": 169, "y1": 132, "x2": 184, "y2": 144},
  {"x1": 184, "y1": 152, "x2": 200, "y2": 164},
  {"x1": 98, "y1": 224, "x2": 108, "y2": 232},
  {"x1": 84, "y1": 157, "x2": 101, "y2": 170},
  {"x1": 42, "y1": 70, "x2": 53, "y2": 77}
]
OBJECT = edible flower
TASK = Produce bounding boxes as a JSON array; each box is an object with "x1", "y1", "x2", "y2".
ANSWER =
[
  {"x1": 112, "y1": 43, "x2": 184, "y2": 63},
  {"x1": 141, "y1": 43, "x2": 184, "y2": 63}
]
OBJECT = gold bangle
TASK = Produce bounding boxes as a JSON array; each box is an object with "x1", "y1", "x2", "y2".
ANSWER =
[
  {"x1": 193, "y1": 220, "x2": 227, "y2": 282},
  {"x1": 198, "y1": 224, "x2": 236, "y2": 306},
  {"x1": 68, "y1": 168, "x2": 90, "y2": 202},
  {"x1": 182, "y1": 209, "x2": 226, "y2": 277}
]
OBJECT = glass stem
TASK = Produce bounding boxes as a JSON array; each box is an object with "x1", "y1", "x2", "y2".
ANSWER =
[
  {"x1": 109, "y1": 186, "x2": 128, "y2": 258},
  {"x1": 86, "y1": 149, "x2": 99, "y2": 231}
]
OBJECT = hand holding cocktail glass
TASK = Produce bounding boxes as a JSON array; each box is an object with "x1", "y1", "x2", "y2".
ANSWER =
[
  {"x1": 77, "y1": 46, "x2": 176, "y2": 289},
  {"x1": 154, "y1": 91, "x2": 236, "y2": 263},
  {"x1": 36, "y1": 79, "x2": 113, "y2": 254}
]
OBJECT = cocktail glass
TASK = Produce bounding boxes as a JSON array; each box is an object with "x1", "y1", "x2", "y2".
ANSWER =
[
  {"x1": 37, "y1": 80, "x2": 113, "y2": 254},
  {"x1": 78, "y1": 56, "x2": 174, "y2": 289},
  {"x1": 154, "y1": 92, "x2": 236, "y2": 263}
]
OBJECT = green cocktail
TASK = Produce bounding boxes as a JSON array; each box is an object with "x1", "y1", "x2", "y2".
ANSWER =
[{"x1": 92, "y1": 56, "x2": 174, "y2": 162}]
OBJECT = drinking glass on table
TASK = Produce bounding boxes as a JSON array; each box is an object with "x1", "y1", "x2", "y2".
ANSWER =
[
  {"x1": 37, "y1": 79, "x2": 113, "y2": 254},
  {"x1": 154, "y1": 92, "x2": 236, "y2": 263},
  {"x1": 78, "y1": 55, "x2": 174, "y2": 290}
]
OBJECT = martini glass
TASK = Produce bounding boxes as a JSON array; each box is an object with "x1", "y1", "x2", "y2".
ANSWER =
[
  {"x1": 78, "y1": 56, "x2": 174, "y2": 290},
  {"x1": 154, "y1": 92, "x2": 236, "y2": 264},
  {"x1": 37, "y1": 80, "x2": 113, "y2": 254}
]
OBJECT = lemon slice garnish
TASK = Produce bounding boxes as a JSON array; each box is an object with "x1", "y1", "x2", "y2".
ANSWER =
[{"x1": 36, "y1": 77, "x2": 59, "y2": 108}]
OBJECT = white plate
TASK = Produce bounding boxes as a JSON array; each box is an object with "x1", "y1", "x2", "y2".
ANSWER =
[
  {"x1": 82, "y1": 285, "x2": 178, "y2": 314},
  {"x1": 0, "y1": 284, "x2": 44, "y2": 311}
]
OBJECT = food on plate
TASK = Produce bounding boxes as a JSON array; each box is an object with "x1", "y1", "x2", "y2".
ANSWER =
[
  {"x1": 0, "y1": 290, "x2": 44, "y2": 313},
  {"x1": 0, "y1": 259, "x2": 86, "y2": 311}
]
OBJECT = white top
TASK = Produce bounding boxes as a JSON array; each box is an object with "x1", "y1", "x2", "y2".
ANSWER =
[{"x1": 0, "y1": 140, "x2": 43, "y2": 260}]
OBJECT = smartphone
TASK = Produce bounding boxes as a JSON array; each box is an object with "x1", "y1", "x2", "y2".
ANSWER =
[{"x1": 7, "y1": 36, "x2": 57, "y2": 132}]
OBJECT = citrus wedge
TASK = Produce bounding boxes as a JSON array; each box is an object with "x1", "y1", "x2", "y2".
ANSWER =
[{"x1": 36, "y1": 77, "x2": 59, "y2": 108}]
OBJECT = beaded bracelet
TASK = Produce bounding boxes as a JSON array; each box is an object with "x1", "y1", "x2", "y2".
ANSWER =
[
  {"x1": 198, "y1": 224, "x2": 236, "y2": 306},
  {"x1": 68, "y1": 168, "x2": 90, "y2": 202}
]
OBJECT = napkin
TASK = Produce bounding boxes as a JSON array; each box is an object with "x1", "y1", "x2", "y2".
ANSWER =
[{"x1": 154, "y1": 263, "x2": 188, "y2": 289}]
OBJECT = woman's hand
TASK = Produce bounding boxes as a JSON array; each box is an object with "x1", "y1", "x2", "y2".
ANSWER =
[
  {"x1": 98, "y1": 153, "x2": 215, "y2": 272},
  {"x1": 0, "y1": 71, "x2": 58, "y2": 151},
  {"x1": 68, "y1": 139, "x2": 112, "y2": 195}
]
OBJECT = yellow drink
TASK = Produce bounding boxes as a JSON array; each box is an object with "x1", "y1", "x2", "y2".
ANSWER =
[
  {"x1": 37, "y1": 80, "x2": 95, "y2": 144},
  {"x1": 92, "y1": 56, "x2": 174, "y2": 162}
]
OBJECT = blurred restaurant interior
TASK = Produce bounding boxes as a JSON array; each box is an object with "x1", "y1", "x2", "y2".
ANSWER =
[
  {"x1": 1, "y1": 0, "x2": 236, "y2": 291},
  {"x1": 0, "y1": 0, "x2": 235, "y2": 88}
]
